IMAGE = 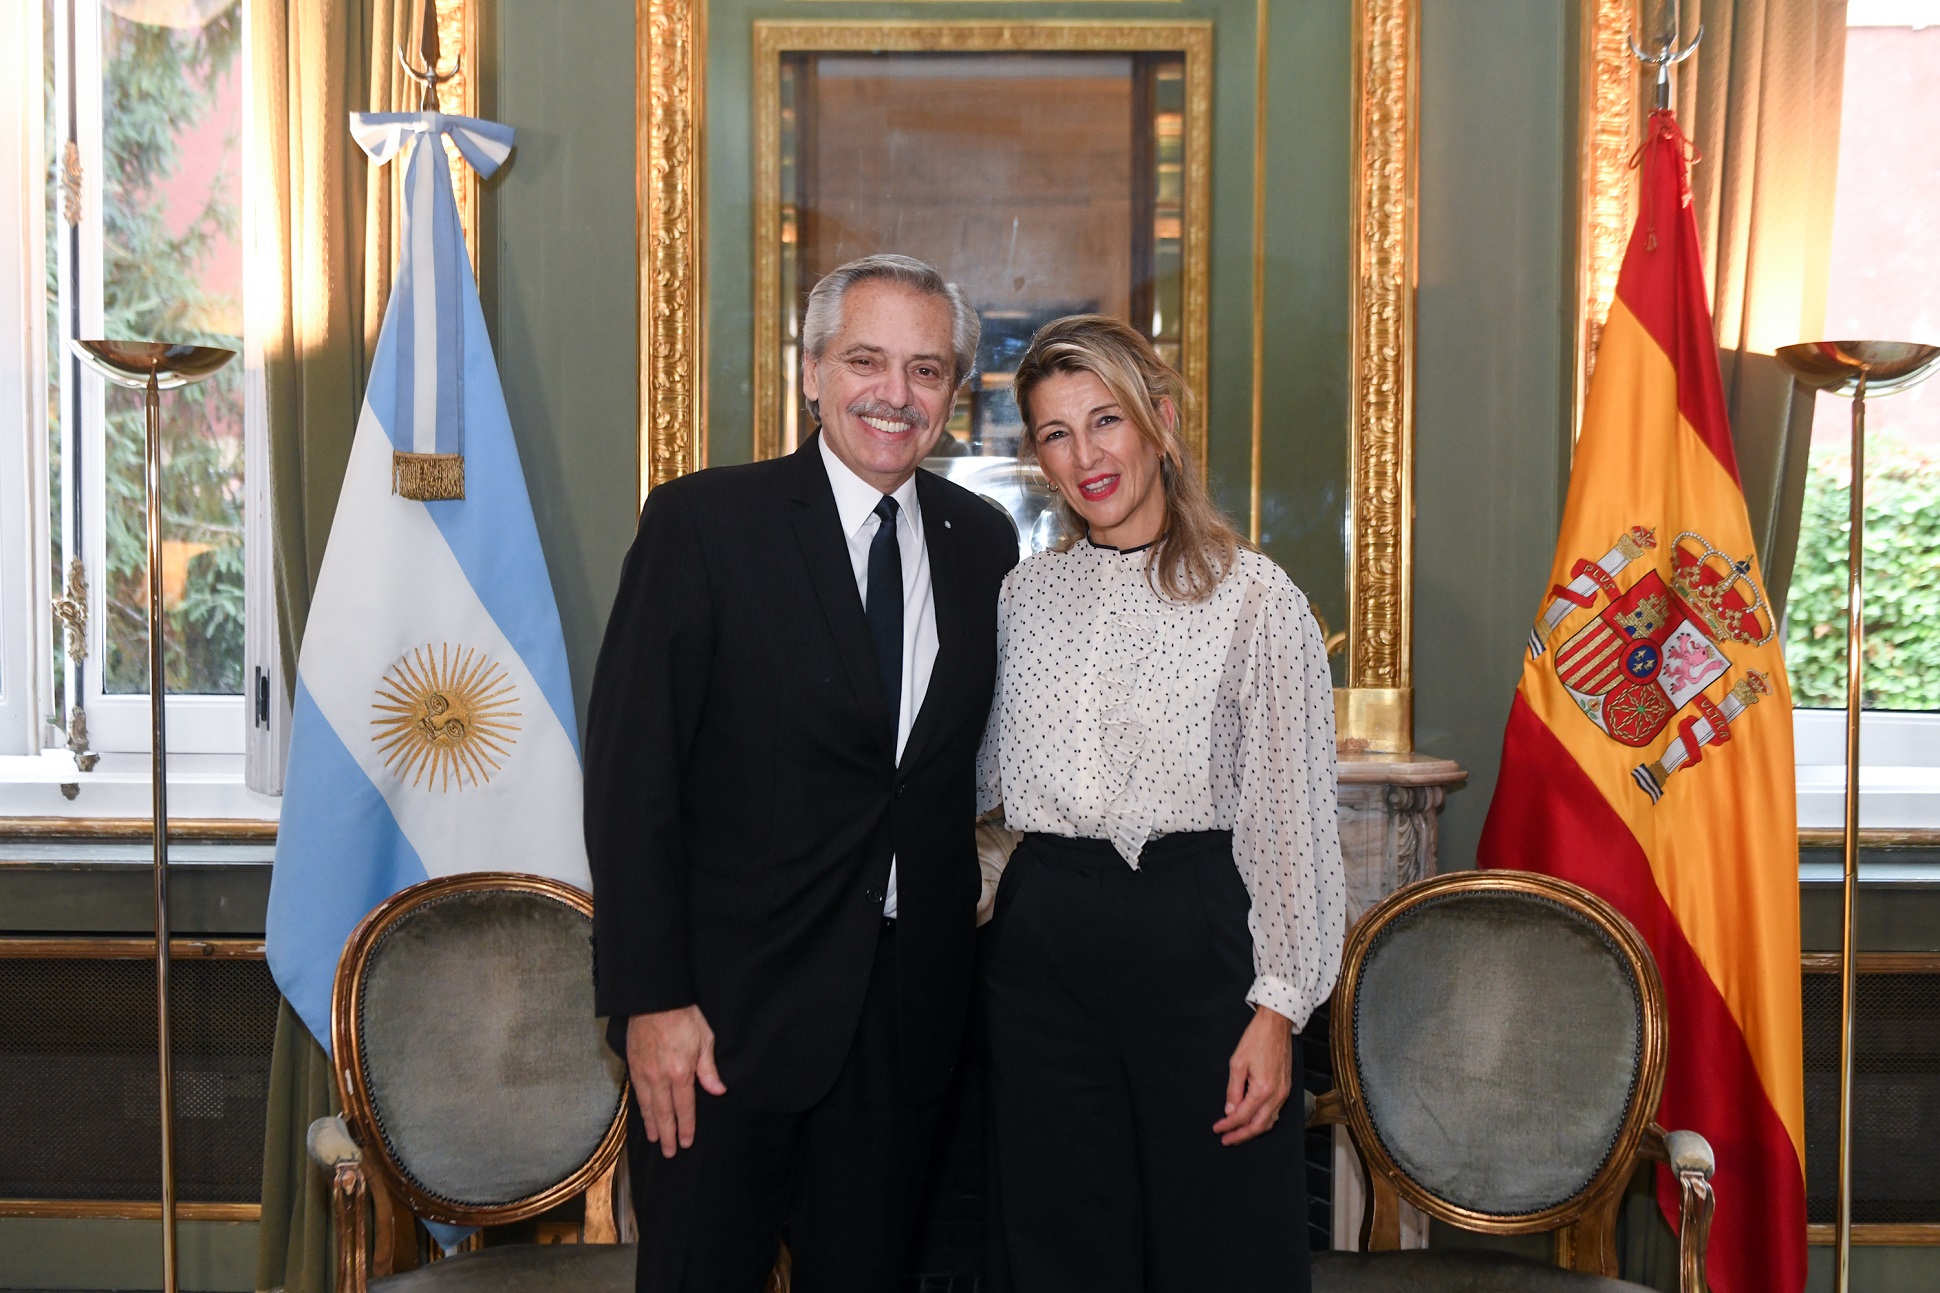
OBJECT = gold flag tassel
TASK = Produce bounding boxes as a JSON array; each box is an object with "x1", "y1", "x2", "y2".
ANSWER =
[{"x1": 393, "y1": 451, "x2": 465, "y2": 500}]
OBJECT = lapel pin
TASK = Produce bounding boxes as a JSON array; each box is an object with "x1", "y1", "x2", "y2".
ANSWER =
[{"x1": 944, "y1": 520, "x2": 952, "y2": 529}]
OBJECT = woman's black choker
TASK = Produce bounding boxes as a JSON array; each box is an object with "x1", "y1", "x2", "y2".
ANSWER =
[{"x1": 1085, "y1": 535, "x2": 1162, "y2": 555}]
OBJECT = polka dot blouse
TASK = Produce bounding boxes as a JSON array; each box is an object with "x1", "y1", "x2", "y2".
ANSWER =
[{"x1": 976, "y1": 539, "x2": 1347, "y2": 1030}]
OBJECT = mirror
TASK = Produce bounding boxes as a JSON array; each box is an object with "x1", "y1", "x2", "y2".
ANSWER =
[{"x1": 753, "y1": 27, "x2": 1211, "y2": 556}]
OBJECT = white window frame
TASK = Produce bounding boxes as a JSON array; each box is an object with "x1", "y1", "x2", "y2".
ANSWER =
[
  {"x1": 0, "y1": 0, "x2": 282, "y2": 811},
  {"x1": 1795, "y1": 709, "x2": 1940, "y2": 830},
  {"x1": 54, "y1": 0, "x2": 246, "y2": 754},
  {"x1": 1787, "y1": 6, "x2": 1940, "y2": 833},
  {"x1": 0, "y1": 0, "x2": 53, "y2": 760}
]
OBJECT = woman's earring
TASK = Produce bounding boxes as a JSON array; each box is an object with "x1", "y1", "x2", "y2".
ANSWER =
[{"x1": 1047, "y1": 482, "x2": 1060, "y2": 493}]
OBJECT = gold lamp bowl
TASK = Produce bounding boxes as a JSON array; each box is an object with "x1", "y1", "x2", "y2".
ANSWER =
[
  {"x1": 68, "y1": 339, "x2": 234, "y2": 390},
  {"x1": 1775, "y1": 340, "x2": 1940, "y2": 398}
]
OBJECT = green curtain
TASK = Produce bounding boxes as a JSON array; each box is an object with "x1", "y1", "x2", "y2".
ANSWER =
[
  {"x1": 249, "y1": 0, "x2": 410, "y2": 1288},
  {"x1": 255, "y1": 1001, "x2": 344, "y2": 1293},
  {"x1": 1676, "y1": 0, "x2": 1850, "y2": 620}
]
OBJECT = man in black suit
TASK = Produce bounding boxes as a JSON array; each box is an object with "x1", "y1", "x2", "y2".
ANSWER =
[{"x1": 586, "y1": 254, "x2": 1018, "y2": 1292}]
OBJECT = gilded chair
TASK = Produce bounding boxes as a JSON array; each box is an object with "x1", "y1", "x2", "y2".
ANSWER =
[
  {"x1": 1307, "y1": 870, "x2": 1716, "y2": 1293},
  {"x1": 307, "y1": 873, "x2": 634, "y2": 1291}
]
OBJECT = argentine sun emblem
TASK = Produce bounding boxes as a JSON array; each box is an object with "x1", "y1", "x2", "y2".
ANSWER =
[
  {"x1": 1528, "y1": 526, "x2": 1776, "y2": 803},
  {"x1": 371, "y1": 644, "x2": 522, "y2": 791}
]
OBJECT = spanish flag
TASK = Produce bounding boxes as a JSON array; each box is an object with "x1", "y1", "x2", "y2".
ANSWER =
[{"x1": 1478, "y1": 111, "x2": 1804, "y2": 1292}]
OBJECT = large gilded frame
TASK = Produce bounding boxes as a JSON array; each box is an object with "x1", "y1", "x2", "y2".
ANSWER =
[
  {"x1": 1574, "y1": 0, "x2": 1642, "y2": 440},
  {"x1": 638, "y1": 0, "x2": 1422, "y2": 751},
  {"x1": 750, "y1": 21, "x2": 1214, "y2": 467}
]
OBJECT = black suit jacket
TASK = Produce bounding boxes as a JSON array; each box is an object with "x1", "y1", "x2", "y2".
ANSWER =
[{"x1": 586, "y1": 435, "x2": 1017, "y2": 1111}]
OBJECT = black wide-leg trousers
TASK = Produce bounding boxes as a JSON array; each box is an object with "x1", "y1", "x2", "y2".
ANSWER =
[
  {"x1": 628, "y1": 928, "x2": 941, "y2": 1293},
  {"x1": 984, "y1": 831, "x2": 1311, "y2": 1293}
]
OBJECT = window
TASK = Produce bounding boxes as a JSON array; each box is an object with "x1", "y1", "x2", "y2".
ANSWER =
[
  {"x1": 0, "y1": 0, "x2": 277, "y2": 809},
  {"x1": 1783, "y1": 2, "x2": 1940, "y2": 828}
]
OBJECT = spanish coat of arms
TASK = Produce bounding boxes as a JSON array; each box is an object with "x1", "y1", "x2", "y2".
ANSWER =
[{"x1": 1528, "y1": 526, "x2": 1776, "y2": 802}]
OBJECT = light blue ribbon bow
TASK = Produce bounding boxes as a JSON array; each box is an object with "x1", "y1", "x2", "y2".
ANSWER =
[{"x1": 349, "y1": 112, "x2": 514, "y2": 477}]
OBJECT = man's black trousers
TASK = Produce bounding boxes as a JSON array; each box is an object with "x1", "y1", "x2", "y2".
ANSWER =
[{"x1": 628, "y1": 927, "x2": 941, "y2": 1293}]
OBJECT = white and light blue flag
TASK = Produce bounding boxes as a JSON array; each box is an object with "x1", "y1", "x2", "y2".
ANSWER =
[{"x1": 267, "y1": 112, "x2": 588, "y2": 1048}]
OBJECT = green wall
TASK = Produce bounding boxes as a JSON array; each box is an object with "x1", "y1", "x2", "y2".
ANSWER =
[
  {"x1": 1411, "y1": 0, "x2": 1573, "y2": 868},
  {"x1": 491, "y1": 0, "x2": 644, "y2": 727},
  {"x1": 0, "y1": 1218, "x2": 255, "y2": 1291}
]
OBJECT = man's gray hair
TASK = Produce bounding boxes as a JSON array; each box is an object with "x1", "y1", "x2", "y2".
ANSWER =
[{"x1": 801, "y1": 254, "x2": 980, "y2": 417}]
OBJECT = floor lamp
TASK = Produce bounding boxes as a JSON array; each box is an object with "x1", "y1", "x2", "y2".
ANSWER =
[
  {"x1": 1774, "y1": 340, "x2": 1940, "y2": 1293},
  {"x1": 67, "y1": 339, "x2": 235, "y2": 1293}
]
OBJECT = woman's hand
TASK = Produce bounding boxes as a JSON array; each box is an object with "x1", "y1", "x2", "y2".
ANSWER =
[{"x1": 1213, "y1": 1005, "x2": 1295, "y2": 1146}]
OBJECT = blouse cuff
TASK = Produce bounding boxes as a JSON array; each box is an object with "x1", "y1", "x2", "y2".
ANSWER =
[{"x1": 1246, "y1": 974, "x2": 1322, "y2": 1034}]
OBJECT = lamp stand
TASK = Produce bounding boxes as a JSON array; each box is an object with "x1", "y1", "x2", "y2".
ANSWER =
[{"x1": 67, "y1": 340, "x2": 234, "y2": 1293}]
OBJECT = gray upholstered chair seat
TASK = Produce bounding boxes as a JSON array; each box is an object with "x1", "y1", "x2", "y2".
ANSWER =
[
  {"x1": 1313, "y1": 1249, "x2": 1653, "y2": 1292},
  {"x1": 371, "y1": 1242, "x2": 636, "y2": 1291}
]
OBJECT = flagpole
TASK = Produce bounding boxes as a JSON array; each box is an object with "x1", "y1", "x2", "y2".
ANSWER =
[
  {"x1": 1836, "y1": 371, "x2": 1866, "y2": 1293},
  {"x1": 1777, "y1": 341, "x2": 1940, "y2": 1293},
  {"x1": 66, "y1": 341, "x2": 233, "y2": 1293}
]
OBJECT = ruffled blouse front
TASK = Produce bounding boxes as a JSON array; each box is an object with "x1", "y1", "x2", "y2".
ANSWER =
[{"x1": 977, "y1": 540, "x2": 1347, "y2": 1030}]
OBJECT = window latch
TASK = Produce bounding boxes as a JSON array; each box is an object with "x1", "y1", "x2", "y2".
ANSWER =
[{"x1": 254, "y1": 667, "x2": 270, "y2": 728}]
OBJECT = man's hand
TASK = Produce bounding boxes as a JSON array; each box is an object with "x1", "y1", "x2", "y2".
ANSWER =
[
  {"x1": 1212, "y1": 1005, "x2": 1295, "y2": 1147},
  {"x1": 626, "y1": 1006, "x2": 728, "y2": 1158}
]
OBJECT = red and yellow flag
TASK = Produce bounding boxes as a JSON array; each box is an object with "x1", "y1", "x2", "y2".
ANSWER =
[{"x1": 1478, "y1": 111, "x2": 1804, "y2": 1293}]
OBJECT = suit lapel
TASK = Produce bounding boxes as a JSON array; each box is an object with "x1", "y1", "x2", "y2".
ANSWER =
[
  {"x1": 899, "y1": 471, "x2": 969, "y2": 774},
  {"x1": 787, "y1": 438, "x2": 895, "y2": 758}
]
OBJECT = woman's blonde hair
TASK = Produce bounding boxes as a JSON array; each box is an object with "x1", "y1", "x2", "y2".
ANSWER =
[{"x1": 1013, "y1": 314, "x2": 1243, "y2": 603}]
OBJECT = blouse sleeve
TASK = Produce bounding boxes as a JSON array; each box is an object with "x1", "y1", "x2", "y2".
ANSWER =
[{"x1": 1231, "y1": 576, "x2": 1346, "y2": 1032}]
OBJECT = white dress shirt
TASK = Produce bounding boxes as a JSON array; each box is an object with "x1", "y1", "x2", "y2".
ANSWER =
[
  {"x1": 976, "y1": 541, "x2": 1346, "y2": 1029},
  {"x1": 821, "y1": 437, "x2": 939, "y2": 918}
]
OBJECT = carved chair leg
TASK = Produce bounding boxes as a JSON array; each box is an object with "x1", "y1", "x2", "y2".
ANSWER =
[
  {"x1": 616, "y1": 1150, "x2": 638, "y2": 1243},
  {"x1": 1363, "y1": 1172, "x2": 1404, "y2": 1251},
  {"x1": 583, "y1": 1159, "x2": 620, "y2": 1244},
  {"x1": 1676, "y1": 1168, "x2": 1714, "y2": 1293},
  {"x1": 367, "y1": 1169, "x2": 415, "y2": 1275},
  {"x1": 1554, "y1": 1197, "x2": 1620, "y2": 1278},
  {"x1": 331, "y1": 1162, "x2": 370, "y2": 1293}
]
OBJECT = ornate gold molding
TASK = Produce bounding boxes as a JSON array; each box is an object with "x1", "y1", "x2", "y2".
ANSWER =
[
  {"x1": 1575, "y1": 0, "x2": 1641, "y2": 441},
  {"x1": 748, "y1": 21, "x2": 1213, "y2": 466},
  {"x1": 638, "y1": 0, "x2": 708, "y2": 500},
  {"x1": 1344, "y1": 0, "x2": 1418, "y2": 751}
]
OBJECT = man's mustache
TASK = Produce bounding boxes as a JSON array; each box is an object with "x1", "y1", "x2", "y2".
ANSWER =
[{"x1": 848, "y1": 400, "x2": 929, "y2": 432}]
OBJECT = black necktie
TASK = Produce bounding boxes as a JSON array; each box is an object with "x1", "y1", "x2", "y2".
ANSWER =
[{"x1": 865, "y1": 495, "x2": 903, "y2": 711}]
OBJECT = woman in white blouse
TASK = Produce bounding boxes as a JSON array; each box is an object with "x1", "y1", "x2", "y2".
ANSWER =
[{"x1": 977, "y1": 315, "x2": 1345, "y2": 1291}]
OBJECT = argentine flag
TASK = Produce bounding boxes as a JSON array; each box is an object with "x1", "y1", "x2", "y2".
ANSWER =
[{"x1": 267, "y1": 112, "x2": 588, "y2": 1048}]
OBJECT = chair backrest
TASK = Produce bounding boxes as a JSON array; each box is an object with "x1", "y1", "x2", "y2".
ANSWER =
[
  {"x1": 331, "y1": 873, "x2": 627, "y2": 1227},
  {"x1": 1332, "y1": 870, "x2": 1665, "y2": 1232}
]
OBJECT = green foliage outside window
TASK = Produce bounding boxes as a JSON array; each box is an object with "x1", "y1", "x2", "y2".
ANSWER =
[
  {"x1": 80, "y1": 5, "x2": 245, "y2": 696},
  {"x1": 1783, "y1": 435, "x2": 1940, "y2": 711}
]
